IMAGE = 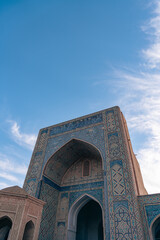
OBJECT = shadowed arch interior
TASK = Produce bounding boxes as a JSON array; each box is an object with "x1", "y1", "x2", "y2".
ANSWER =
[
  {"x1": 76, "y1": 200, "x2": 103, "y2": 240},
  {"x1": 44, "y1": 139, "x2": 102, "y2": 185},
  {"x1": 0, "y1": 216, "x2": 12, "y2": 240},
  {"x1": 41, "y1": 139, "x2": 103, "y2": 240},
  {"x1": 152, "y1": 216, "x2": 160, "y2": 240},
  {"x1": 22, "y1": 221, "x2": 34, "y2": 240},
  {"x1": 67, "y1": 195, "x2": 104, "y2": 240}
]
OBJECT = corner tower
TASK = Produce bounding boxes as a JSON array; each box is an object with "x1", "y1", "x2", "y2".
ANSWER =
[{"x1": 23, "y1": 106, "x2": 147, "y2": 240}]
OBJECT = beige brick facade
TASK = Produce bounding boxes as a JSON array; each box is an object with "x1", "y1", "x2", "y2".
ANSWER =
[{"x1": 0, "y1": 186, "x2": 45, "y2": 240}]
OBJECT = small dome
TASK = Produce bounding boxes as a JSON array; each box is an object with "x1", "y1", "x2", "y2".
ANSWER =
[{"x1": 1, "y1": 185, "x2": 29, "y2": 196}]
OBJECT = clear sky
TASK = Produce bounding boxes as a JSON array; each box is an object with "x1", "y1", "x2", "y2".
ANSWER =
[{"x1": 0, "y1": 0, "x2": 160, "y2": 194}]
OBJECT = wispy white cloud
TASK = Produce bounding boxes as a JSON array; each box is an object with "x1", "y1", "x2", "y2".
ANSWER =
[
  {"x1": 114, "y1": 1, "x2": 160, "y2": 194},
  {"x1": 92, "y1": 1, "x2": 160, "y2": 194},
  {"x1": 142, "y1": 0, "x2": 160, "y2": 69},
  {"x1": 0, "y1": 153, "x2": 28, "y2": 175},
  {"x1": 0, "y1": 118, "x2": 36, "y2": 190},
  {"x1": 114, "y1": 69, "x2": 160, "y2": 194},
  {"x1": 0, "y1": 152, "x2": 28, "y2": 189},
  {"x1": 8, "y1": 120, "x2": 37, "y2": 150},
  {"x1": 0, "y1": 172, "x2": 18, "y2": 182}
]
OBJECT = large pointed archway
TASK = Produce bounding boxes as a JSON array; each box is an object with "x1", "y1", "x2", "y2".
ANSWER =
[
  {"x1": 40, "y1": 139, "x2": 104, "y2": 240},
  {"x1": 43, "y1": 138, "x2": 103, "y2": 184},
  {"x1": 67, "y1": 194, "x2": 104, "y2": 240}
]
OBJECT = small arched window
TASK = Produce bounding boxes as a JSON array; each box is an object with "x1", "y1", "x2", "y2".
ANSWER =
[
  {"x1": 22, "y1": 220, "x2": 34, "y2": 240},
  {"x1": 0, "y1": 216, "x2": 12, "y2": 240},
  {"x1": 83, "y1": 160, "x2": 90, "y2": 177}
]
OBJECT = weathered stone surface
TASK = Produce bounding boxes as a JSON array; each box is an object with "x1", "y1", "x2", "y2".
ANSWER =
[{"x1": 0, "y1": 186, "x2": 45, "y2": 240}]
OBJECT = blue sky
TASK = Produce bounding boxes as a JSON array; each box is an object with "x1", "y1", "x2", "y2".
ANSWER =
[{"x1": 0, "y1": 0, "x2": 160, "y2": 194}]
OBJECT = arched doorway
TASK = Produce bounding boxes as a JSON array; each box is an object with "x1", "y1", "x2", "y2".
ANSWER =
[
  {"x1": 152, "y1": 216, "x2": 160, "y2": 240},
  {"x1": 76, "y1": 200, "x2": 103, "y2": 240},
  {"x1": 67, "y1": 195, "x2": 104, "y2": 240},
  {"x1": 41, "y1": 139, "x2": 104, "y2": 240},
  {"x1": 0, "y1": 216, "x2": 12, "y2": 240},
  {"x1": 22, "y1": 220, "x2": 34, "y2": 240}
]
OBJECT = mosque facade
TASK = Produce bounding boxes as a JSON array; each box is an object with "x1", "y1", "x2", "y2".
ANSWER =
[{"x1": 0, "y1": 106, "x2": 160, "y2": 240}]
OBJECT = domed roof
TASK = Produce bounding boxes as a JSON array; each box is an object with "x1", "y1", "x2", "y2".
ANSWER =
[
  {"x1": 0, "y1": 185, "x2": 45, "y2": 206},
  {"x1": 1, "y1": 185, "x2": 29, "y2": 196}
]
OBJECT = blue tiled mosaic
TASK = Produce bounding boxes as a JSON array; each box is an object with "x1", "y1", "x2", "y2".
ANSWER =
[
  {"x1": 49, "y1": 113, "x2": 103, "y2": 136},
  {"x1": 114, "y1": 201, "x2": 132, "y2": 240},
  {"x1": 43, "y1": 124, "x2": 106, "y2": 172},
  {"x1": 42, "y1": 175, "x2": 104, "y2": 192},
  {"x1": 106, "y1": 110, "x2": 114, "y2": 114},
  {"x1": 61, "y1": 193, "x2": 68, "y2": 199},
  {"x1": 35, "y1": 151, "x2": 43, "y2": 156},
  {"x1": 110, "y1": 160, "x2": 122, "y2": 168},
  {"x1": 41, "y1": 129, "x2": 48, "y2": 134},
  {"x1": 138, "y1": 194, "x2": 160, "y2": 239},
  {"x1": 38, "y1": 182, "x2": 59, "y2": 240},
  {"x1": 114, "y1": 200, "x2": 128, "y2": 210},
  {"x1": 69, "y1": 188, "x2": 103, "y2": 208},
  {"x1": 42, "y1": 176, "x2": 61, "y2": 191},
  {"x1": 108, "y1": 132, "x2": 118, "y2": 139},
  {"x1": 145, "y1": 204, "x2": 160, "y2": 227},
  {"x1": 24, "y1": 107, "x2": 153, "y2": 240}
]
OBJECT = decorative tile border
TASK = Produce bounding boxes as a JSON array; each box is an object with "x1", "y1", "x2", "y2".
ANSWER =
[
  {"x1": 49, "y1": 113, "x2": 103, "y2": 136},
  {"x1": 69, "y1": 188, "x2": 103, "y2": 209},
  {"x1": 138, "y1": 194, "x2": 160, "y2": 239},
  {"x1": 42, "y1": 175, "x2": 104, "y2": 192},
  {"x1": 23, "y1": 106, "x2": 153, "y2": 240},
  {"x1": 145, "y1": 204, "x2": 160, "y2": 227}
]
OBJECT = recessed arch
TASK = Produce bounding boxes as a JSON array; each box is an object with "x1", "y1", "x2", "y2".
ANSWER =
[
  {"x1": 43, "y1": 138, "x2": 103, "y2": 185},
  {"x1": 67, "y1": 194, "x2": 103, "y2": 240},
  {"x1": 40, "y1": 138, "x2": 104, "y2": 240},
  {"x1": 22, "y1": 220, "x2": 35, "y2": 240},
  {"x1": 151, "y1": 214, "x2": 160, "y2": 240},
  {"x1": 0, "y1": 216, "x2": 12, "y2": 240},
  {"x1": 83, "y1": 159, "x2": 90, "y2": 176}
]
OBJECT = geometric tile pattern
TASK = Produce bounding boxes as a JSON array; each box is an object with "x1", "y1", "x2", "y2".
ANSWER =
[
  {"x1": 23, "y1": 106, "x2": 152, "y2": 240},
  {"x1": 49, "y1": 113, "x2": 103, "y2": 136},
  {"x1": 106, "y1": 110, "x2": 117, "y2": 132},
  {"x1": 24, "y1": 178, "x2": 37, "y2": 196},
  {"x1": 37, "y1": 130, "x2": 48, "y2": 150},
  {"x1": 38, "y1": 182, "x2": 59, "y2": 240},
  {"x1": 138, "y1": 194, "x2": 160, "y2": 240},
  {"x1": 114, "y1": 205, "x2": 132, "y2": 240},
  {"x1": 108, "y1": 133, "x2": 121, "y2": 159},
  {"x1": 145, "y1": 204, "x2": 160, "y2": 227},
  {"x1": 23, "y1": 129, "x2": 49, "y2": 197},
  {"x1": 69, "y1": 188, "x2": 103, "y2": 209},
  {"x1": 23, "y1": 151, "x2": 43, "y2": 196},
  {"x1": 111, "y1": 164, "x2": 125, "y2": 195},
  {"x1": 56, "y1": 224, "x2": 65, "y2": 240},
  {"x1": 42, "y1": 175, "x2": 104, "y2": 192},
  {"x1": 106, "y1": 108, "x2": 142, "y2": 240}
]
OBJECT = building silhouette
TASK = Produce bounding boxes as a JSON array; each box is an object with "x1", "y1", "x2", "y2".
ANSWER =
[{"x1": 0, "y1": 106, "x2": 160, "y2": 240}]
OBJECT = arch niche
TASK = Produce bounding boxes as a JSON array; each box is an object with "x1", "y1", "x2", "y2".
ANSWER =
[
  {"x1": 43, "y1": 138, "x2": 103, "y2": 186},
  {"x1": 22, "y1": 220, "x2": 35, "y2": 240},
  {"x1": 152, "y1": 216, "x2": 160, "y2": 240},
  {"x1": 43, "y1": 139, "x2": 104, "y2": 240},
  {"x1": 0, "y1": 216, "x2": 12, "y2": 240},
  {"x1": 68, "y1": 194, "x2": 104, "y2": 240}
]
